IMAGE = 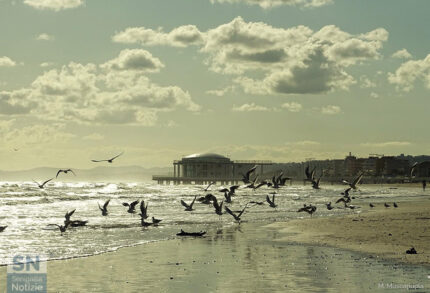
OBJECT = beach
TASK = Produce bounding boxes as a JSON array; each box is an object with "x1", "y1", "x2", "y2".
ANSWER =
[{"x1": 1, "y1": 198, "x2": 429, "y2": 293}]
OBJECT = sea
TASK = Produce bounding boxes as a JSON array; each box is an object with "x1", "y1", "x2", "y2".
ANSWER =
[{"x1": 0, "y1": 181, "x2": 427, "y2": 265}]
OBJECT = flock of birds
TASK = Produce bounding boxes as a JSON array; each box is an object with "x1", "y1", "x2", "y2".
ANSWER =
[{"x1": 0, "y1": 154, "x2": 401, "y2": 235}]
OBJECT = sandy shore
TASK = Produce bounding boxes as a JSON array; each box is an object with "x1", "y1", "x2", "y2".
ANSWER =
[
  {"x1": 269, "y1": 199, "x2": 430, "y2": 266},
  {"x1": 0, "y1": 199, "x2": 429, "y2": 292}
]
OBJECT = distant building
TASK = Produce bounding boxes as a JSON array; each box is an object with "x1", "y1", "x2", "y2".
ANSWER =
[{"x1": 153, "y1": 153, "x2": 272, "y2": 185}]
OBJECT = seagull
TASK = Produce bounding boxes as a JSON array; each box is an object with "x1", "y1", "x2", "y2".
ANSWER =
[
  {"x1": 249, "y1": 201, "x2": 264, "y2": 206},
  {"x1": 241, "y1": 165, "x2": 257, "y2": 184},
  {"x1": 393, "y1": 202, "x2": 398, "y2": 208},
  {"x1": 326, "y1": 202, "x2": 334, "y2": 210},
  {"x1": 212, "y1": 197, "x2": 223, "y2": 216},
  {"x1": 56, "y1": 169, "x2": 76, "y2": 178},
  {"x1": 203, "y1": 182, "x2": 216, "y2": 191},
  {"x1": 311, "y1": 177, "x2": 321, "y2": 189},
  {"x1": 384, "y1": 202, "x2": 390, "y2": 208},
  {"x1": 219, "y1": 185, "x2": 240, "y2": 196},
  {"x1": 341, "y1": 188, "x2": 352, "y2": 197},
  {"x1": 342, "y1": 172, "x2": 363, "y2": 189},
  {"x1": 181, "y1": 196, "x2": 196, "y2": 211},
  {"x1": 197, "y1": 194, "x2": 215, "y2": 204},
  {"x1": 224, "y1": 205, "x2": 247, "y2": 222},
  {"x1": 141, "y1": 219, "x2": 153, "y2": 227},
  {"x1": 0, "y1": 226, "x2": 7, "y2": 232},
  {"x1": 98, "y1": 199, "x2": 110, "y2": 216},
  {"x1": 49, "y1": 223, "x2": 69, "y2": 233},
  {"x1": 122, "y1": 200, "x2": 139, "y2": 213},
  {"x1": 64, "y1": 209, "x2": 76, "y2": 225},
  {"x1": 305, "y1": 166, "x2": 316, "y2": 181},
  {"x1": 223, "y1": 190, "x2": 232, "y2": 203},
  {"x1": 139, "y1": 200, "x2": 149, "y2": 219},
  {"x1": 91, "y1": 152, "x2": 124, "y2": 163},
  {"x1": 33, "y1": 178, "x2": 53, "y2": 189},
  {"x1": 410, "y1": 162, "x2": 418, "y2": 178},
  {"x1": 152, "y1": 216, "x2": 162, "y2": 224},
  {"x1": 69, "y1": 220, "x2": 88, "y2": 227},
  {"x1": 266, "y1": 193, "x2": 277, "y2": 208},
  {"x1": 297, "y1": 204, "x2": 317, "y2": 217},
  {"x1": 369, "y1": 203, "x2": 375, "y2": 208}
]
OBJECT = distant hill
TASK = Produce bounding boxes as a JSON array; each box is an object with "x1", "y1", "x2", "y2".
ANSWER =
[{"x1": 0, "y1": 166, "x2": 171, "y2": 182}]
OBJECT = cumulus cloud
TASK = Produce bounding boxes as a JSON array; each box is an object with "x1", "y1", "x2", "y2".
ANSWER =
[
  {"x1": 112, "y1": 25, "x2": 204, "y2": 47},
  {"x1": 388, "y1": 54, "x2": 430, "y2": 92},
  {"x1": 24, "y1": 0, "x2": 84, "y2": 11},
  {"x1": 360, "y1": 141, "x2": 411, "y2": 148},
  {"x1": 321, "y1": 105, "x2": 341, "y2": 115},
  {"x1": 392, "y1": 49, "x2": 412, "y2": 59},
  {"x1": 209, "y1": 0, "x2": 333, "y2": 9},
  {"x1": 360, "y1": 75, "x2": 376, "y2": 88},
  {"x1": 281, "y1": 102, "x2": 302, "y2": 112},
  {"x1": 232, "y1": 103, "x2": 270, "y2": 112},
  {"x1": 116, "y1": 17, "x2": 387, "y2": 95},
  {"x1": 0, "y1": 50, "x2": 200, "y2": 125},
  {"x1": 36, "y1": 33, "x2": 54, "y2": 41},
  {"x1": 206, "y1": 85, "x2": 235, "y2": 96},
  {"x1": 0, "y1": 56, "x2": 16, "y2": 67}
]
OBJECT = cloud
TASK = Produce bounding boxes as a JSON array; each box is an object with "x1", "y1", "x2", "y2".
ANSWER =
[
  {"x1": 117, "y1": 17, "x2": 387, "y2": 96},
  {"x1": 370, "y1": 92, "x2": 379, "y2": 98},
  {"x1": 360, "y1": 141, "x2": 411, "y2": 148},
  {"x1": 232, "y1": 103, "x2": 270, "y2": 112},
  {"x1": 101, "y1": 49, "x2": 164, "y2": 72},
  {"x1": 40, "y1": 62, "x2": 55, "y2": 67},
  {"x1": 0, "y1": 50, "x2": 200, "y2": 125},
  {"x1": 391, "y1": 49, "x2": 412, "y2": 59},
  {"x1": 209, "y1": 0, "x2": 333, "y2": 9},
  {"x1": 321, "y1": 105, "x2": 341, "y2": 115},
  {"x1": 206, "y1": 85, "x2": 235, "y2": 96},
  {"x1": 359, "y1": 75, "x2": 376, "y2": 88},
  {"x1": 24, "y1": 0, "x2": 84, "y2": 11},
  {"x1": 83, "y1": 133, "x2": 104, "y2": 141},
  {"x1": 0, "y1": 56, "x2": 16, "y2": 67},
  {"x1": 388, "y1": 54, "x2": 430, "y2": 92},
  {"x1": 112, "y1": 25, "x2": 204, "y2": 47},
  {"x1": 281, "y1": 102, "x2": 302, "y2": 112},
  {"x1": 36, "y1": 33, "x2": 54, "y2": 41}
]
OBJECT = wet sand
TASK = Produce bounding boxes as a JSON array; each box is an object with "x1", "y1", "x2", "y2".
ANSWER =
[
  {"x1": 0, "y1": 199, "x2": 429, "y2": 292},
  {"x1": 269, "y1": 200, "x2": 430, "y2": 266}
]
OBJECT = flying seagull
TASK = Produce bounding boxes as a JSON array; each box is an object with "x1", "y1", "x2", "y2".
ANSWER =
[
  {"x1": 33, "y1": 178, "x2": 53, "y2": 189},
  {"x1": 203, "y1": 182, "x2": 216, "y2": 191},
  {"x1": 266, "y1": 193, "x2": 277, "y2": 208},
  {"x1": 0, "y1": 226, "x2": 7, "y2": 232},
  {"x1": 91, "y1": 152, "x2": 124, "y2": 163},
  {"x1": 305, "y1": 166, "x2": 316, "y2": 181},
  {"x1": 122, "y1": 200, "x2": 139, "y2": 213},
  {"x1": 224, "y1": 205, "x2": 247, "y2": 222},
  {"x1": 98, "y1": 199, "x2": 110, "y2": 216},
  {"x1": 181, "y1": 196, "x2": 197, "y2": 211},
  {"x1": 139, "y1": 200, "x2": 149, "y2": 219},
  {"x1": 212, "y1": 197, "x2": 224, "y2": 216},
  {"x1": 342, "y1": 172, "x2": 363, "y2": 189},
  {"x1": 297, "y1": 204, "x2": 317, "y2": 217},
  {"x1": 242, "y1": 165, "x2": 257, "y2": 184},
  {"x1": 49, "y1": 223, "x2": 69, "y2": 233},
  {"x1": 56, "y1": 169, "x2": 76, "y2": 178},
  {"x1": 64, "y1": 209, "x2": 76, "y2": 226}
]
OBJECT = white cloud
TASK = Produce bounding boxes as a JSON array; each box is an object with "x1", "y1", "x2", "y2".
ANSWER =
[
  {"x1": 392, "y1": 49, "x2": 412, "y2": 59},
  {"x1": 0, "y1": 50, "x2": 200, "y2": 125},
  {"x1": 36, "y1": 33, "x2": 54, "y2": 41},
  {"x1": 370, "y1": 92, "x2": 379, "y2": 98},
  {"x1": 206, "y1": 85, "x2": 235, "y2": 96},
  {"x1": 388, "y1": 54, "x2": 430, "y2": 92},
  {"x1": 101, "y1": 49, "x2": 164, "y2": 72},
  {"x1": 24, "y1": 0, "x2": 84, "y2": 11},
  {"x1": 232, "y1": 103, "x2": 270, "y2": 112},
  {"x1": 209, "y1": 0, "x2": 333, "y2": 9},
  {"x1": 40, "y1": 62, "x2": 55, "y2": 67},
  {"x1": 281, "y1": 102, "x2": 302, "y2": 112},
  {"x1": 0, "y1": 56, "x2": 16, "y2": 67},
  {"x1": 359, "y1": 75, "x2": 376, "y2": 88},
  {"x1": 360, "y1": 141, "x2": 411, "y2": 148},
  {"x1": 321, "y1": 105, "x2": 341, "y2": 115},
  {"x1": 112, "y1": 25, "x2": 204, "y2": 47}
]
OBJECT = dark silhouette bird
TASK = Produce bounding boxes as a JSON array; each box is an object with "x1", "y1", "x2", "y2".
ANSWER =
[
  {"x1": 69, "y1": 220, "x2": 88, "y2": 227},
  {"x1": 266, "y1": 193, "x2": 277, "y2": 208},
  {"x1": 203, "y1": 182, "x2": 215, "y2": 191},
  {"x1": 326, "y1": 202, "x2": 334, "y2": 210},
  {"x1": 406, "y1": 247, "x2": 417, "y2": 254},
  {"x1": 139, "y1": 200, "x2": 148, "y2": 219},
  {"x1": 393, "y1": 202, "x2": 398, "y2": 208},
  {"x1": 152, "y1": 216, "x2": 162, "y2": 224},
  {"x1": 91, "y1": 152, "x2": 124, "y2": 163},
  {"x1": 212, "y1": 197, "x2": 223, "y2": 216},
  {"x1": 49, "y1": 223, "x2": 69, "y2": 233},
  {"x1": 223, "y1": 190, "x2": 232, "y2": 203},
  {"x1": 64, "y1": 209, "x2": 76, "y2": 226},
  {"x1": 33, "y1": 178, "x2": 53, "y2": 189},
  {"x1": 305, "y1": 166, "x2": 316, "y2": 181},
  {"x1": 0, "y1": 226, "x2": 7, "y2": 232},
  {"x1": 249, "y1": 201, "x2": 264, "y2": 206},
  {"x1": 56, "y1": 169, "x2": 76, "y2": 178},
  {"x1": 141, "y1": 219, "x2": 153, "y2": 227},
  {"x1": 197, "y1": 193, "x2": 215, "y2": 204},
  {"x1": 311, "y1": 176, "x2": 321, "y2": 189},
  {"x1": 181, "y1": 196, "x2": 197, "y2": 211},
  {"x1": 342, "y1": 172, "x2": 363, "y2": 189},
  {"x1": 219, "y1": 185, "x2": 240, "y2": 196},
  {"x1": 242, "y1": 165, "x2": 257, "y2": 184},
  {"x1": 297, "y1": 204, "x2": 317, "y2": 217},
  {"x1": 225, "y1": 205, "x2": 247, "y2": 222},
  {"x1": 98, "y1": 199, "x2": 110, "y2": 216},
  {"x1": 341, "y1": 188, "x2": 351, "y2": 197},
  {"x1": 122, "y1": 200, "x2": 139, "y2": 213},
  {"x1": 384, "y1": 202, "x2": 390, "y2": 208},
  {"x1": 245, "y1": 176, "x2": 259, "y2": 189},
  {"x1": 410, "y1": 162, "x2": 418, "y2": 178},
  {"x1": 369, "y1": 203, "x2": 375, "y2": 208}
]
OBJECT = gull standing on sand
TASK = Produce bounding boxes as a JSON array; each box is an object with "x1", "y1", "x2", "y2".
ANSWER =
[
  {"x1": 56, "y1": 169, "x2": 76, "y2": 178},
  {"x1": 384, "y1": 203, "x2": 390, "y2": 208},
  {"x1": 326, "y1": 202, "x2": 334, "y2": 210},
  {"x1": 151, "y1": 216, "x2": 162, "y2": 224},
  {"x1": 33, "y1": 178, "x2": 53, "y2": 189},
  {"x1": 123, "y1": 200, "x2": 139, "y2": 213},
  {"x1": 91, "y1": 152, "x2": 124, "y2": 163},
  {"x1": 369, "y1": 203, "x2": 375, "y2": 208},
  {"x1": 98, "y1": 199, "x2": 110, "y2": 216},
  {"x1": 181, "y1": 196, "x2": 197, "y2": 211}
]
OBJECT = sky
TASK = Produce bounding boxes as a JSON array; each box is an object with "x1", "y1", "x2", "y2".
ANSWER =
[{"x1": 0, "y1": 0, "x2": 430, "y2": 170}]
